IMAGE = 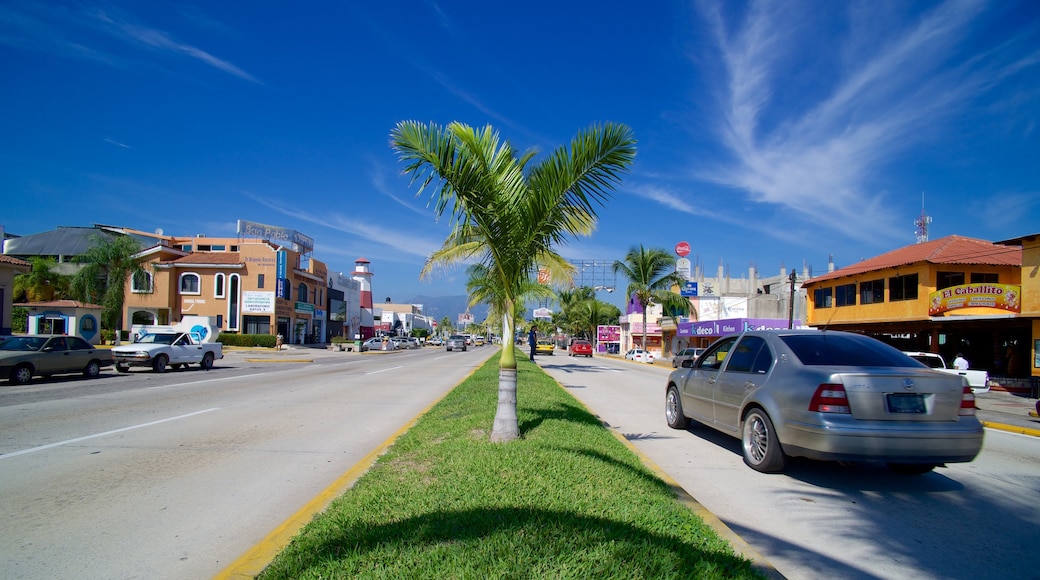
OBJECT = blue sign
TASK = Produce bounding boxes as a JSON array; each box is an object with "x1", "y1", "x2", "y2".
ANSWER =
[{"x1": 680, "y1": 282, "x2": 698, "y2": 297}]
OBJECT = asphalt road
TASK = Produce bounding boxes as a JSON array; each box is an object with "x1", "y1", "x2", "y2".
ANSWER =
[
  {"x1": 0, "y1": 345, "x2": 497, "y2": 579},
  {"x1": 539, "y1": 353, "x2": 1040, "y2": 580}
]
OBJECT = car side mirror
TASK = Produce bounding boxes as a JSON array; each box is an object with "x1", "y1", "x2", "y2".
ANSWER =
[{"x1": 681, "y1": 359, "x2": 695, "y2": 369}]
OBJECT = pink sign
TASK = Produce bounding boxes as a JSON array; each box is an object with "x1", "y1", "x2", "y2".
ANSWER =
[{"x1": 675, "y1": 241, "x2": 691, "y2": 257}]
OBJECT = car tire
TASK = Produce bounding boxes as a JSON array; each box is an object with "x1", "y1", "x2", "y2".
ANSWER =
[
  {"x1": 201, "y1": 352, "x2": 214, "y2": 370},
  {"x1": 11, "y1": 364, "x2": 33, "y2": 385},
  {"x1": 665, "y1": 385, "x2": 688, "y2": 429},
  {"x1": 887, "y1": 463, "x2": 937, "y2": 475},
  {"x1": 116, "y1": 364, "x2": 129, "y2": 373},
  {"x1": 83, "y1": 360, "x2": 101, "y2": 378},
  {"x1": 741, "y1": 408, "x2": 785, "y2": 473},
  {"x1": 153, "y1": 354, "x2": 169, "y2": 373}
]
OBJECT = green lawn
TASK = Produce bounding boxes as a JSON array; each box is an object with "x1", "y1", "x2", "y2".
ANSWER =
[{"x1": 257, "y1": 350, "x2": 764, "y2": 579}]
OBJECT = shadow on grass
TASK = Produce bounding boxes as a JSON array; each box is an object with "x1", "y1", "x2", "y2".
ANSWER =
[{"x1": 262, "y1": 506, "x2": 758, "y2": 579}]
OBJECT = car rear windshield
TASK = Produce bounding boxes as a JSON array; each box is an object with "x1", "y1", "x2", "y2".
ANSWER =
[{"x1": 780, "y1": 333, "x2": 920, "y2": 367}]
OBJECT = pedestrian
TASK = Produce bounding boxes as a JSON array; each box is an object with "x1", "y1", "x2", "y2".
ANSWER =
[
  {"x1": 953, "y1": 352, "x2": 969, "y2": 370},
  {"x1": 528, "y1": 325, "x2": 538, "y2": 361},
  {"x1": 275, "y1": 333, "x2": 283, "y2": 350}
]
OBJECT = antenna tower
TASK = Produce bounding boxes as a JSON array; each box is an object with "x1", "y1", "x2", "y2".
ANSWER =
[{"x1": 914, "y1": 192, "x2": 932, "y2": 244}]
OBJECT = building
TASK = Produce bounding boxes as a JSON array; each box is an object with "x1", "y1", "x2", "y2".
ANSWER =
[
  {"x1": 377, "y1": 301, "x2": 436, "y2": 338},
  {"x1": 0, "y1": 254, "x2": 31, "y2": 334},
  {"x1": 19, "y1": 300, "x2": 104, "y2": 344},
  {"x1": 801, "y1": 235, "x2": 1026, "y2": 379},
  {"x1": 996, "y1": 232, "x2": 1039, "y2": 385}
]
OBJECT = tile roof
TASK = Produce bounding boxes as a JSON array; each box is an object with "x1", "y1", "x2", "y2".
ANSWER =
[
  {"x1": 164, "y1": 252, "x2": 243, "y2": 265},
  {"x1": 0, "y1": 254, "x2": 31, "y2": 267},
  {"x1": 807, "y1": 235, "x2": 1022, "y2": 284},
  {"x1": 17, "y1": 300, "x2": 103, "y2": 309}
]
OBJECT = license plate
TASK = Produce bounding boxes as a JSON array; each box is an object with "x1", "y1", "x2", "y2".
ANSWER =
[{"x1": 887, "y1": 393, "x2": 925, "y2": 414}]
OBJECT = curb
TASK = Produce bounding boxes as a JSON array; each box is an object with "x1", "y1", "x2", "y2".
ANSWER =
[{"x1": 981, "y1": 420, "x2": 1040, "y2": 438}]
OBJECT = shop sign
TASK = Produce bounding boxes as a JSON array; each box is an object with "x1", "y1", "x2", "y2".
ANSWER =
[
  {"x1": 295, "y1": 301, "x2": 315, "y2": 314},
  {"x1": 597, "y1": 325, "x2": 620, "y2": 341},
  {"x1": 629, "y1": 322, "x2": 661, "y2": 334},
  {"x1": 677, "y1": 318, "x2": 797, "y2": 336},
  {"x1": 928, "y1": 283, "x2": 1021, "y2": 316},
  {"x1": 243, "y1": 291, "x2": 275, "y2": 313}
]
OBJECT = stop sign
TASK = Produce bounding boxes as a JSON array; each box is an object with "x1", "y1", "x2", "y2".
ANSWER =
[{"x1": 675, "y1": 241, "x2": 691, "y2": 257}]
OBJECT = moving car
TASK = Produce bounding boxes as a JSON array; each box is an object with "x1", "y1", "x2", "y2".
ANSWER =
[
  {"x1": 392, "y1": 336, "x2": 420, "y2": 349},
  {"x1": 664, "y1": 329, "x2": 984, "y2": 474},
  {"x1": 111, "y1": 332, "x2": 223, "y2": 373},
  {"x1": 671, "y1": 347, "x2": 704, "y2": 368},
  {"x1": 473, "y1": 336, "x2": 486, "y2": 346},
  {"x1": 446, "y1": 335, "x2": 467, "y2": 352},
  {"x1": 0, "y1": 335, "x2": 114, "y2": 385},
  {"x1": 568, "y1": 339, "x2": 593, "y2": 357},
  {"x1": 535, "y1": 340, "x2": 555, "y2": 355},
  {"x1": 624, "y1": 348, "x2": 654, "y2": 363}
]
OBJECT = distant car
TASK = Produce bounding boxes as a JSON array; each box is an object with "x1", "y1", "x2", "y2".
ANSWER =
[
  {"x1": 0, "y1": 335, "x2": 113, "y2": 385},
  {"x1": 361, "y1": 337, "x2": 394, "y2": 352},
  {"x1": 473, "y1": 336, "x2": 486, "y2": 346},
  {"x1": 665, "y1": 329, "x2": 984, "y2": 474},
  {"x1": 568, "y1": 340, "x2": 593, "y2": 357},
  {"x1": 535, "y1": 340, "x2": 555, "y2": 355},
  {"x1": 427, "y1": 337, "x2": 443, "y2": 346},
  {"x1": 446, "y1": 335, "x2": 467, "y2": 352},
  {"x1": 671, "y1": 347, "x2": 705, "y2": 368},
  {"x1": 625, "y1": 349, "x2": 655, "y2": 363},
  {"x1": 393, "y1": 336, "x2": 420, "y2": 349}
]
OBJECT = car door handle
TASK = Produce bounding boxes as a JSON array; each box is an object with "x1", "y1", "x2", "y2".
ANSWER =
[{"x1": 744, "y1": 381, "x2": 755, "y2": 390}]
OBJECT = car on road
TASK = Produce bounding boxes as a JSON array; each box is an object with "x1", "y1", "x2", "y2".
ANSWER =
[
  {"x1": 671, "y1": 347, "x2": 705, "y2": 368},
  {"x1": 112, "y1": 332, "x2": 222, "y2": 373},
  {"x1": 446, "y1": 335, "x2": 467, "y2": 352},
  {"x1": 0, "y1": 335, "x2": 114, "y2": 385},
  {"x1": 535, "y1": 339, "x2": 555, "y2": 355},
  {"x1": 664, "y1": 329, "x2": 984, "y2": 474},
  {"x1": 361, "y1": 337, "x2": 396, "y2": 352},
  {"x1": 568, "y1": 339, "x2": 593, "y2": 357},
  {"x1": 624, "y1": 348, "x2": 655, "y2": 363},
  {"x1": 392, "y1": 336, "x2": 420, "y2": 349},
  {"x1": 473, "y1": 336, "x2": 486, "y2": 346},
  {"x1": 427, "y1": 337, "x2": 443, "y2": 346}
]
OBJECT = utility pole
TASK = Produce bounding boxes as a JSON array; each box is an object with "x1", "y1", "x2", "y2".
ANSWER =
[{"x1": 787, "y1": 270, "x2": 797, "y2": 329}]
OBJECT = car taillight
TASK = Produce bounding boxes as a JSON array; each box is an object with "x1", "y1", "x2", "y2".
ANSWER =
[
  {"x1": 809, "y1": 383, "x2": 850, "y2": 414},
  {"x1": 959, "y1": 386, "x2": 976, "y2": 416}
]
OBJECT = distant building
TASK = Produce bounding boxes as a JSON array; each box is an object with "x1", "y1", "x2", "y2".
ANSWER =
[{"x1": 0, "y1": 254, "x2": 31, "y2": 334}]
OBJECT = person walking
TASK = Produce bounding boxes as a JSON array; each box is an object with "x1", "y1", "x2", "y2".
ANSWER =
[
  {"x1": 528, "y1": 325, "x2": 538, "y2": 361},
  {"x1": 953, "y1": 353, "x2": 969, "y2": 370}
]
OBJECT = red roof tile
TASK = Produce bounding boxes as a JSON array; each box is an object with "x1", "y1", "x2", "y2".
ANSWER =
[
  {"x1": 807, "y1": 235, "x2": 1021, "y2": 284},
  {"x1": 17, "y1": 300, "x2": 103, "y2": 309},
  {"x1": 165, "y1": 252, "x2": 243, "y2": 265},
  {"x1": 0, "y1": 254, "x2": 31, "y2": 267}
]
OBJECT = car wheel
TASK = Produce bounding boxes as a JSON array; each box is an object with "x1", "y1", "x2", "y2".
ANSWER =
[
  {"x1": 201, "y1": 352, "x2": 215, "y2": 370},
  {"x1": 153, "y1": 354, "x2": 169, "y2": 373},
  {"x1": 10, "y1": 364, "x2": 33, "y2": 385},
  {"x1": 741, "y1": 408, "x2": 785, "y2": 473},
  {"x1": 83, "y1": 360, "x2": 101, "y2": 378},
  {"x1": 887, "y1": 463, "x2": 937, "y2": 475},
  {"x1": 116, "y1": 364, "x2": 129, "y2": 373},
  {"x1": 665, "y1": 385, "x2": 688, "y2": 429}
]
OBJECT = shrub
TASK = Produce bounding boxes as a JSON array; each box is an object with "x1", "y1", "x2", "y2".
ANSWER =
[
  {"x1": 331, "y1": 336, "x2": 348, "y2": 344},
  {"x1": 217, "y1": 333, "x2": 277, "y2": 348}
]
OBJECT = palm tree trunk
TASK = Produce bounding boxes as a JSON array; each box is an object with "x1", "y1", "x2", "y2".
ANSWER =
[
  {"x1": 490, "y1": 368, "x2": 519, "y2": 442},
  {"x1": 642, "y1": 311, "x2": 648, "y2": 353}
]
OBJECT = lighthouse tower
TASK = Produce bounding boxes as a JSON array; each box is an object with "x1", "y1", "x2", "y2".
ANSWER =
[{"x1": 352, "y1": 257, "x2": 375, "y2": 339}]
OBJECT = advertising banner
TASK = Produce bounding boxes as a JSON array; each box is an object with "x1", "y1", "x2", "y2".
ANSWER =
[
  {"x1": 242, "y1": 291, "x2": 275, "y2": 313},
  {"x1": 928, "y1": 283, "x2": 1021, "y2": 316},
  {"x1": 677, "y1": 318, "x2": 797, "y2": 337},
  {"x1": 597, "y1": 325, "x2": 620, "y2": 342}
]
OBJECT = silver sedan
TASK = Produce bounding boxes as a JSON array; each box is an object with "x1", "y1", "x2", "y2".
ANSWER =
[{"x1": 664, "y1": 329, "x2": 983, "y2": 474}]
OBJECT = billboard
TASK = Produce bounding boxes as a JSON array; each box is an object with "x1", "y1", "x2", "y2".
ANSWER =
[{"x1": 928, "y1": 283, "x2": 1021, "y2": 316}]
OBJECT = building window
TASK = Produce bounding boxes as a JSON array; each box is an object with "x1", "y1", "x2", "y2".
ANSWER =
[
  {"x1": 298, "y1": 283, "x2": 308, "y2": 303},
  {"x1": 230, "y1": 245, "x2": 239, "y2": 252},
  {"x1": 971, "y1": 272, "x2": 999, "y2": 283},
  {"x1": 813, "y1": 287, "x2": 833, "y2": 309},
  {"x1": 860, "y1": 279, "x2": 884, "y2": 304},
  {"x1": 131, "y1": 270, "x2": 153, "y2": 293},
  {"x1": 215, "y1": 273, "x2": 226, "y2": 298},
  {"x1": 889, "y1": 273, "x2": 919, "y2": 301},
  {"x1": 211, "y1": 245, "x2": 226, "y2": 251},
  {"x1": 835, "y1": 284, "x2": 856, "y2": 307},
  {"x1": 244, "y1": 315, "x2": 271, "y2": 335},
  {"x1": 198, "y1": 245, "x2": 212, "y2": 252},
  {"x1": 179, "y1": 273, "x2": 201, "y2": 295},
  {"x1": 180, "y1": 245, "x2": 192, "y2": 252},
  {"x1": 937, "y1": 271, "x2": 965, "y2": 290},
  {"x1": 228, "y1": 274, "x2": 240, "y2": 331},
  {"x1": 258, "y1": 273, "x2": 265, "y2": 289}
]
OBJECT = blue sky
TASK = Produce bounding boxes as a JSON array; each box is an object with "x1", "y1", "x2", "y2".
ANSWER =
[{"x1": 2, "y1": 1, "x2": 1038, "y2": 310}]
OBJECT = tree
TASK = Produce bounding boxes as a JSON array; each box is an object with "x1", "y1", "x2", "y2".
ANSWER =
[
  {"x1": 613, "y1": 245, "x2": 689, "y2": 353},
  {"x1": 392, "y1": 120, "x2": 636, "y2": 442},
  {"x1": 439, "y1": 316, "x2": 454, "y2": 336},
  {"x1": 70, "y1": 234, "x2": 144, "y2": 332},
  {"x1": 13, "y1": 257, "x2": 70, "y2": 302}
]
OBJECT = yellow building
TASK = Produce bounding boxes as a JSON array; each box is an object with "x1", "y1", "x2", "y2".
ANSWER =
[
  {"x1": 997, "y1": 232, "x2": 1040, "y2": 381},
  {"x1": 802, "y1": 235, "x2": 1028, "y2": 379},
  {"x1": 123, "y1": 227, "x2": 330, "y2": 345}
]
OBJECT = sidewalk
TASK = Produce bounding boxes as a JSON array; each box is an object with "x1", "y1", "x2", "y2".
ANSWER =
[{"x1": 974, "y1": 389, "x2": 1040, "y2": 435}]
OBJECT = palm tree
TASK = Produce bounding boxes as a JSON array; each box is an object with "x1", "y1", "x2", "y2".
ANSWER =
[
  {"x1": 13, "y1": 257, "x2": 71, "y2": 302},
  {"x1": 391, "y1": 120, "x2": 636, "y2": 442},
  {"x1": 70, "y1": 234, "x2": 144, "y2": 333},
  {"x1": 613, "y1": 245, "x2": 689, "y2": 353}
]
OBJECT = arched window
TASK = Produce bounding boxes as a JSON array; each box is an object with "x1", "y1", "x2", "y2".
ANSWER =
[
  {"x1": 180, "y1": 273, "x2": 201, "y2": 295},
  {"x1": 131, "y1": 270, "x2": 153, "y2": 293},
  {"x1": 215, "y1": 273, "x2": 226, "y2": 298},
  {"x1": 298, "y1": 283, "x2": 308, "y2": 303},
  {"x1": 227, "y1": 274, "x2": 241, "y2": 330}
]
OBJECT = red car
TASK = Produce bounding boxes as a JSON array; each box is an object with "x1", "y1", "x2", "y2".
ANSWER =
[{"x1": 568, "y1": 339, "x2": 593, "y2": 357}]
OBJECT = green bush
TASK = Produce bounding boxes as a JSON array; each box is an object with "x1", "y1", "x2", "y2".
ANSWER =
[
  {"x1": 331, "y1": 335, "x2": 348, "y2": 344},
  {"x1": 217, "y1": 333, "x2": 278, "y2": 348},
  {"x1": 11, "y1": 307, "x2": 28, "y2": 333}
]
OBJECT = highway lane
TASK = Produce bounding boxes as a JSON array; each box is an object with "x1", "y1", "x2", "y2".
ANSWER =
[
  {"x1": 538, "y1": 354, "x2": 1040, "y2": 580},
  {"x1": 0, "y1": 346, "x2": 497, "y2": 579}
]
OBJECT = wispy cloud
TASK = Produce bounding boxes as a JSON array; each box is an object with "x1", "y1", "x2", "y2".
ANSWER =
[
  {"x1": 104, "y1": 137, "x2": 130, "y2": 149},
  {"x1": 690, "y1": 0, "x2": 1039, "y2": 245}
]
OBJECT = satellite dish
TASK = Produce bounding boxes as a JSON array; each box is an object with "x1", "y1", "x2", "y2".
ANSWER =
[{"x1": 155, "y1": 228, "x2": 164, "y2": 236}]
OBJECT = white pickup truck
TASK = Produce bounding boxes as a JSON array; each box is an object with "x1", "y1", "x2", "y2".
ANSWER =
[
  {"x1": 904, "y1": 351, "x2": 990, "y2": 393},
  {"x1": 112, "y1": 332, "x2": 223, "y2": 373}
]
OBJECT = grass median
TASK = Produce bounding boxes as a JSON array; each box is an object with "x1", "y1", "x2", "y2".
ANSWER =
[{"x1": 257, "y1": 349, "x2": 763, "y2": 579}]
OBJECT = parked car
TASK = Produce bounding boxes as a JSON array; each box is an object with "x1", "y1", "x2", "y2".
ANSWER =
[
  {"x1": 624, "y1": 349, "x2": 655, "y2": 363},
  {"x1": 535, "y1": 339, "x2": 555, "y2": 355},
  {"x1": 568, "y1": 339, "x2": 593, "y2": 357},
  {"x1": 392, "y1": 336, "x2": 420, "y2": 349},
  {"x1": 0, "y1": 335, "x2": 114, "y2": 385},
  {"x1": 446, "y1": 335, "x2": 467, "y2": 352},
  {"x1": 427, "y1": 337, "x2": 443, "y2": 346},
  {"x1": 361, "y1": 337, "x2": 395, "y2": 352},
  {"x1": 665, "y1": 329, "x2": 984, "y2": 474},
  {"x1": 112, "y1": 332, "x2": 222, "y2": 373},
  {"x1": 671, "y1": 347, "x2": 705, "y2": 368},
  {"x1": 904, "y1": 351, "x2": 990, "y2": 393}
]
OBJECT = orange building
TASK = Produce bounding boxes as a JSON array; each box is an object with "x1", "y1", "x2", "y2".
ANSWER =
[{"x1": 801, "y1": 235, "x2": 1028, "y2": 379}]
